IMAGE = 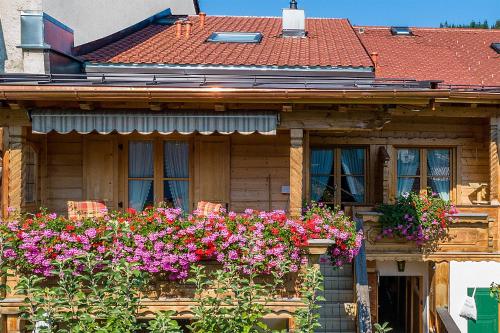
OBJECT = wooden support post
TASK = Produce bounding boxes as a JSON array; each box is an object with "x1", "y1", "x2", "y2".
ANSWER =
[
  {"x1": 490, "y1": 116, "x2": 500, "y2": 205},
  {"x1": 290, "y1": 129, "x2": 304, "y2": 218},
  {"x1": 433, "y1": 262, "x2": 449, "y2": 309},
  {"x1": 6, "y1": 314, "x2": 23, "y2": 333},
  {"x1": 2, "y1": 127, "x2": 27, "y2": 215}
]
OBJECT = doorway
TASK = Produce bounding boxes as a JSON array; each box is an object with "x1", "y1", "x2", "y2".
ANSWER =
[{"x1": 378, "y1": 276, "x2": 423, "y2": 333}]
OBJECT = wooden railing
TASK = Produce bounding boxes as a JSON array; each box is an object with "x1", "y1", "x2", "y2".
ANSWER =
[{"x1": 436, "y1": 307, "x2": 460, "y2": 333}]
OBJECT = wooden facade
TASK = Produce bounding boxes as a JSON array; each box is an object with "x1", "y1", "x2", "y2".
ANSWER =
[{"x1": 0, "y1": 88, "x2": 499, "y2": 332}]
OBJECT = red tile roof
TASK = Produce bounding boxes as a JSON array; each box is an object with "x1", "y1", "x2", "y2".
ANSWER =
[
  {"x1": 356, "y1": 26, "x2": 500, "y2": 86},
  {"x1": 81, "y1": 16, "x2": 373, "y2": 68}
]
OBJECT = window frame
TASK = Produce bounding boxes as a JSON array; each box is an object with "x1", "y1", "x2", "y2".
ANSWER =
[
  {"x1": 309, "y1": 146, "x2": 368, "y2": 206},
  {"x1": 125, "y1": 137, "x2": 192, "y2": 211},
  {"x1": 394, "y1": 147, "x2": 455, "y2": 202},
  {"x1": 23, "y1": 143, "x2": 38, "y2": 206}
]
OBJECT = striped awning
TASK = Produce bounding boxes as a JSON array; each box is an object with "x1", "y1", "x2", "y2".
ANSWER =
[{"x1": 30, "y1": 110, "x2": 278, "y2": 135}]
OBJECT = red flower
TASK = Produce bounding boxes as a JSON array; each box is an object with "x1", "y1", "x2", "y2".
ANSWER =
[
  {"x1": 127, "y1": 208, "x2": 137, "y2": 215},
  {"x1": 271, "y1": 228, "x2": 279, "y2": 235},
  {"x1": 66, "y1": 225, "x2": 75, "y2": 232}
]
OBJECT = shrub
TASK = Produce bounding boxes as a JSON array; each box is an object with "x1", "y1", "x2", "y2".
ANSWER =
[{"x1": 376, "y1": 192, "x2": 456, "y2": 251}]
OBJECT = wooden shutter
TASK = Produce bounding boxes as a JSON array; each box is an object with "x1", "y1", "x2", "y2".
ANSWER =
[
  {"x1": 83, "y1": 137, "x2": 117, "y2": 209},
  {"x1": 194, "y1": 136, "x2": 230, "y2": 208}
]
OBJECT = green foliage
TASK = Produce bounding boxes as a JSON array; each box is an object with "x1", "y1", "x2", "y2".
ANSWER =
[
  {"x1": 187, "y1": 260, "x2": 287, "y2": 333},
  {"x1": 16, "y1": 253, "x2": 150, "y2": 333},
  {"x1": 490, "y1": 282, "x2": 500, "y2": 303},
  {"x1": 147, "y1": 311, "x2": 182, "y2": 333},
  {"x1": 374, "y1": 322, "x2": 393, "y2": 333},
  {"x1": 440, "y1": 19, "x2": 500, "y2": 29},
  {"x1": 293, "y1": 265, "x2": 325, "y2": 333}
]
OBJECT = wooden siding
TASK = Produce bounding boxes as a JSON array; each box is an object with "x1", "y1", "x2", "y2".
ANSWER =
[
  {"x1": 46, "y1": 133, "x2": 83, "y2": 215},
  {"x1": 309, "y1": 116, "x2": 489, "y2": 206},
  {"x1": 230, "y1": 133, "x2": 290, "y2": 212}
]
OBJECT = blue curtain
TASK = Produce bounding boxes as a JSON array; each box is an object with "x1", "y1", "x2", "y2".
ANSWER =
[
  {"x1": 164, "y1": 141, "x2": 189, "y2": 211},
  {"x1": 128, "y1": 141, "x2": 154, "y2": 211},
  {"x1": 341, "y1": 148, "x2": 365, "y2": 202},
  {"x1": 427, "y1": 149, "x2": 450, "y2": 201},
  {"x1": 310, "y1": 149, "x2": 334, "y2": 202},
  {"x1": 397, "y1": 149, "x2": 420, "y2": 196}
]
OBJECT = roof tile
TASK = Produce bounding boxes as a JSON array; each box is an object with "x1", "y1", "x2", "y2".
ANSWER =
[
  {"x1": 356, "y1": 26, "x2": 500, "y2": 86},
  {"x1": 81, "y1": 15, "x2": 373, "y2": 68}
]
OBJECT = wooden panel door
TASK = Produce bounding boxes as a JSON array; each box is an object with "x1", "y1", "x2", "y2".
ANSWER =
[
  {"x1": 194, "y1": 136, "x2": 230, "y2": 208},
  {"x1": 468, "y1": 288, "x2": 499, "y2": 333},
  {"x1": 84, "y1": 137, "x2": 117, "y2": 209}
]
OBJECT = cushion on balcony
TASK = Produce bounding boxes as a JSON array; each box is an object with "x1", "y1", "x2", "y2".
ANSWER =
[
  {"x1": 68, "y1": 200, "x2": 107, "y2": 220},
  {"x1": 196, "y1": 201, "x2": 222, "y2": 216}
]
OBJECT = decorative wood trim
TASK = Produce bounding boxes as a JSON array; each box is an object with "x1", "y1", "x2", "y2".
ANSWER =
[
  {"x1": 289, "y1": 129, "x2": 304, "y2": 217},
  {"x1": 490, "y1": 116, "x2": 500, "y2": 205}
]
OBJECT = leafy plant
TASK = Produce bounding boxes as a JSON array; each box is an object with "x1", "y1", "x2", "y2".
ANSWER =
[
  {"x1": 148, "y1": 311, "x2": 182, "y2": 333},
  {"x1": 293, "y1": 265, "x2": 325, "y2": 333},
  {"x1": 374, "y1": 322, "x2": 393, "y2": 333},
  {"x1": 490, "y1": 282, "x2": 500, "y2": 303},
  {"x1": 376, "y1": 191, "x2": 456, "y2": 252},
  {"x1": 187, "y1": 258, "x2": 288, "y2": 333}
]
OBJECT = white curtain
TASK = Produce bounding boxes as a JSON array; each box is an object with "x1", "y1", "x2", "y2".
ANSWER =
[
  {"x1": 427, "y1": 149, "x2": 450, "y2": 201},
  {"x1": 341, "y1": 148, "x2": 365, "y2": 202},
  {"x1": 128, "y1": 141, "x2": 154, "y2": 211},
  {"x1": 397, "y1": 149, "x2": 420, "y2": 196},
  {"x1": 164, "y1": 141, "x2": 189, "y2": 211},
  {"x1": 310, "y1": 149, "x2": 334, "y2": 202}
]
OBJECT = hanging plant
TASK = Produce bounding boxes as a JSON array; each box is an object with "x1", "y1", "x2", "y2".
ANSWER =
[
  {"x1": 376, "y1": 191, "x2": 457, "y2": 252},
  {"x1": 302, "y1": 202, "x2": 363, "y2": 267}
]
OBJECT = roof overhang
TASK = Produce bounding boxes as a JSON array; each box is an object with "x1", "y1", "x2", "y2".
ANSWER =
[{"x1": 0, "y1": 85, "x2": 499, "y2": 105}]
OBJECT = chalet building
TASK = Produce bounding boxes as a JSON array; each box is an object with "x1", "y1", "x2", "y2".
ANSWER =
[{"x1": 0, "y1": 3, "x2": 499, "y2": 333}]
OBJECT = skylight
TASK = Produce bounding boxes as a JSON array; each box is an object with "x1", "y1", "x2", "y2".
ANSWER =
[
  {"x1": 207, "y1": 32, "x2": 263, "y2": 43},
  {"x1": 492, "y1": 43, "x2": 500, "y2": 54},
  {"x1": 390, "y1": 26, "x2": 412, "y2": 36}
]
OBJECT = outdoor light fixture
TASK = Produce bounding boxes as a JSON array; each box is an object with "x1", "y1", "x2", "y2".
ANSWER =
[{"x1": 397, "y1": 260, "x2": 406, "y2": 272}]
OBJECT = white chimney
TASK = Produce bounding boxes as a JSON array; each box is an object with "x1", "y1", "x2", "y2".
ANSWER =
[{"x1": 282, "y1": 4, "x2": 305, "y2": 37}]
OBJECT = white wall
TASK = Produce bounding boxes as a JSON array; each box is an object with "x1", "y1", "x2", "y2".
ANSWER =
[
  {"x1": 376, "y1": 261, "x2": 430, "y2": 333},
  {"x1": 44, "y1": 0, "x2": 197, "y2": 45},
  {"x1": 0, "y1": 0, "x2": 43, "y2": 72},
  {"x1": 0, "y1": 0, "x2": 197, "y2": 72},
  {"x1": 449, "y1": 261, "x2": 500, "y2": 333}
]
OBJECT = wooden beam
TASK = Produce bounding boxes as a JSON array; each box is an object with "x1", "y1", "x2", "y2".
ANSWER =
[
  {"x1": 289, "y1": 129, "x2": 304, "y2": 217},
  {"x1": 79, "y1": 102, "x2": 95, "y2": 110},
  {"x1": 214, "y1": 103, "x2": 226, "y2": 112},
  {"x1": 282, "y1": 104, "x2": 293, "y2": 113},
  {"x1": 490, "y1": 116, "x2": 500, "y2": 205},
  {"x1": 4, "y1": 127, "x2": 27, "y2": 215}
]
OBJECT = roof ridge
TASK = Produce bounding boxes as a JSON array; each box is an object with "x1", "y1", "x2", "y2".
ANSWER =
[{"x1": 355, "y1": 25, "x2": 500, "y2": 33}]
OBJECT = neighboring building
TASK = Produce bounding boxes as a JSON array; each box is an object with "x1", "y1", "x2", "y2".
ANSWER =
[
  {"x1": 0, "y1": 0, "x2": 199, "y2": 73},
  {"x1": 0, "y1": 4, "x2": 499, "y2": 333}
]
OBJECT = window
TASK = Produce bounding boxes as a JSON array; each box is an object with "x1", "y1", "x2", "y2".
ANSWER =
[
  {"x1": 390, "y1": 26, "x2": 412, "y2": 36},
  {"x1": 24, "y1": 145, "x2": 37, "y2": 204},
  {"x1": 207, "y1": 32, "x2": 263, "y2": 43},
  {"x1": 128, "y1": 140, "x2": 190, "y2": 212},
  {"x1": 396, "y1": 148, "x2": 452, "y2": 201},
  {"x1": 310, "y1": 147, "x2": 366, "y2": 205},
  {"x1": 491, "y1": 42, "x2": 500, "y2": 54}
]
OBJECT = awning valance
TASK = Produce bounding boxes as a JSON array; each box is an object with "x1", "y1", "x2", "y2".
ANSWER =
[{"x1": 31, "y1": 110, "x2": 278, "y2": 135}]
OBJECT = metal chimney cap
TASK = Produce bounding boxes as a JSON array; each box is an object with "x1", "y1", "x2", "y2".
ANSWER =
[{"x1": 290, "y1": 0, "x2": 298, "y2": 9}]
